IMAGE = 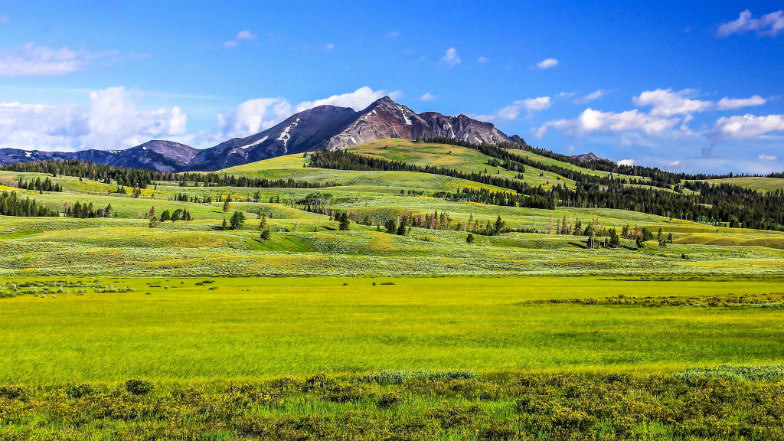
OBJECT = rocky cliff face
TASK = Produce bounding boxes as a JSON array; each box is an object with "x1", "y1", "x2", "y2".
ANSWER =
[{"x1": 0, "y1": 97, "x2": 519, "y2": 172}]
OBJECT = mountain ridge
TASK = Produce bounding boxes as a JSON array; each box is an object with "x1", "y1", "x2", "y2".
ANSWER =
[{"x1": 0, "y1": 97, "x2": 519, "y2": 172}]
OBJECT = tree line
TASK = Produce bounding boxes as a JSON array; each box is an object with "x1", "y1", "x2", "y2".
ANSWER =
[
  {"x1": 1, "y1": 160, "x2": 338, "y2": 190},
  {"x1": 16, "y1": 177, "x2": 62, "y2": 192}
]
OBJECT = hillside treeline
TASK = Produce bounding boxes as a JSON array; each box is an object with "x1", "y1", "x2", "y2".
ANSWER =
[
  {"x1": 1, "y1": 161, "x2": 336, "y2": 189},
  {"x1": 308, "y1": 148, "x2": 784, "y2": 231}
]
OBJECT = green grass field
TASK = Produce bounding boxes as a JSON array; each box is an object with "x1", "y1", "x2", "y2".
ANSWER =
[
  {"x1": 3, "y1": 139, "x2": 784, "y2": 439},
  {"x1": 2, "y1": 276, "x2": 784, "y2": 384}
]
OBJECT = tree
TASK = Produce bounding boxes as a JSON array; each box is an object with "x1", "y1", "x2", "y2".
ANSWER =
[
  {"x1": 160, "y1": 210, "x2": 171, "y2": 222},
  {"x1": 259, "y1": 212, "x2": 267, "y2": 230},
  {"x1": 396, "y1": 223, "x2": 406, "y2": 235},
  {"x1": 223, "y1": 199, "x2": 231, "y2": 212},
  {"x1": 221, "y1": 218, "x2": 228, "y2": 229},
  {"x1": 667, "y1": 232, "x2": 673, "y2": 244},
  {"x1": 148, "y1": 216, "x2": 159, "y2": 228},
  {"x1": 230, "y1": 211, "x2": 245, "y2": 229},
  {"x1": 608, "y1": 228, "x2": 620, "y2": 248},
  {"x1": 260, "y1": 229, "x2": 270, "y2": 240},
  {"x1": 338, "y1": 212, "x2": 350, "y2": 230},
  {"x1": 385, "y1": 219, "x2": 397, "y2": 234},
  {"x1": 466, "y1": 233, "x2": 475, "y2": 244},
  {"x1": 494, "y1": 216, "x2": 505, "y2": 235}
]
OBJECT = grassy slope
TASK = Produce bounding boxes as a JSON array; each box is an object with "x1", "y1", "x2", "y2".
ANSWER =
[
  {"x1": 2, "y1": 276, "x2": 784, "y2": 383},
  {"x1": 698, "y1": 176, "x2": 784, "y2": 193}
]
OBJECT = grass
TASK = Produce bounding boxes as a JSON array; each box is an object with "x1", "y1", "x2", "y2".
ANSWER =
[
  {"x1": 698, "y1": 176, "x2": 784, "y2": 193},
  {"x1": 2, "y1": 276, "x2": 784, "y2": 384},
  {"x1": 3, "y1": 371, "x2": 784, "y2": 440},
  {"x1": 3, "y1": 143, "x2": 784, "y2": 438}
]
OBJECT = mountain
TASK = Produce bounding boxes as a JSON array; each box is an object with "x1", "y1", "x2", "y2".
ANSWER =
[
  {"x1": 0, "y1": 140, "x2": 197, "y2": 172},
  {"x1": 0, "y1": 97, "x2": 518, "y2": 172},
  {"x1": 571, "y1": 152, "x2": 602, "y2": 162}
]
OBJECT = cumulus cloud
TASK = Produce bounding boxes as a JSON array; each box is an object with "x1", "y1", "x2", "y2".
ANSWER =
[
  {"x1": 477, "y1": 56, "x2": 488, "y2": 64},
  {"x1": 716, "y1": 10, "x2": 784, "y2": 37},
  {"x1": 758, "y1": 154, "x2": 779, "y2": 161},
  {"x1": 575, "y1": 89, "x2": 610, "y2": 103},
  {"x1": 419, "y1": 92, "x2": 437, "y2": 102},
  {"x1": 633, "y1": 88, "x2": 712, "y2": 117},
  {"x1": 0, "y1": 87, "x2": 187, "y2": 150},
  {"x1": 216, "y1": 98, "x2": 292, "y2": 139},
  {"x1": 441, "y1": 48, "x2": 461, "y2": 67},
  {"x1": 0, "y1": 43, "x2": 94, "y2": 76},
  {"x1": 324, "y1": 43, "x2": 335, "y2": 51},
  {"x1": 535, "y1": 108, "x2": 679, "y2": 138},
  {"x1": 387, "y1": 31, "x2": 400, "y2": 39},
  {"x1": 711, "y1": 114, "x2": 784, "y2": 139},
  {"x1": 535, "y1": 58, "x2": 558, "y2": 69},
  {"x1": 667, "y1": 160, "x2": 682, "y2": 167},
  {"x1": 717, "y1": 95, "x2": 766, "y2": 110},
  {"x1": 295, "y1": 86, "x2": 401, "y2": 112},
  {"x1": 617, "y1": 159, "x2": 636, "y2": 166},
  {"x1": 224, "y1": 30, "x2": 257, "y2": 48},
  {"x1": 84, "y1": 87, "x2": 187, "y2": 148}
]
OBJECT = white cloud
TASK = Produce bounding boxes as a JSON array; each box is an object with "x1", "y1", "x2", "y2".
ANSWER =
[
  {"x1": 0, "y1": 15, "x2": 9, "y2": 25},
  {"x1": 758, "y1": 154, "x2": 779, "y2": 161},
  {"x1": 575, "y1": 89, "x2": 610, "y2": 103},
  {"x1": 535, "y1": 58, "x2": 558, "y2": 69},
  {"x1": 0, "y1": 87, "x2": 187, "y2": 150},
  {"x1": 419, "y1": 92, "x2": 437, "y2": 102},
  {"x1": 216, "y1": 97, "x2": 291, "y2": 138},
  {"x1": 84, "y1": 87, "x2": 187, "y2": 148},
  {"x1": 477, "y1": 56, "x2": 488, "y2": 64},
  {"x1": 488, "y1": 96, "x2": 552, "y2": 121},
  {"x1": 324, "y1": 43, "x2": 335, "y2": 51},
  {"x1": 0, "y1": 43, "x2": 92, "y2": 76},
  {"x1": 295, "y1": 86, "x2": 401, "y2": 112},
  {"x1": 717, "y1": 95, "x2": 766, "y2": 110},
  {"x1": 224, "y1": 30, "x2": 257, "y2": 48},
  {"x1": 711, "y1": 114, "x2": 784, "y2": 139},
  {"x1": 441, "y1": 48, "x2": 461, "y2": 67},
  {"x1": 716, "y1": 10, "x2": 784, "y2": 37},
  {"x1": 633, "y1": 88, "x2": 712, "y2": 117},
  {"x1": 667, "y1": 160, "x2": 682, "y2": 167},
  {"x1": 535, "y1": 108, "x2": 679, "y2": 138},
  {"x1": 387, "y1": 31, "x2": 400, "y2": 39},
  {"x1": 617, "y1": 159, "x2": 636, "y2": 166}
]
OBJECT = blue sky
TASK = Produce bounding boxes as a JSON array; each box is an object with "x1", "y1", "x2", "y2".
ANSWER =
[{"x1": 1, "y1": 0, "x2": 783, "y2": 173}]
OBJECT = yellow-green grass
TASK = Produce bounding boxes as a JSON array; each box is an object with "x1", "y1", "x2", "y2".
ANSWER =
[
  {"x1": 349, "y1": 139, "x2": 574, "y2": 189},
  {"x1": 2, "y1": 276, "x2": 784, "y2": 384},
  {"x1": 698, "y1": 176, "x2": 784, "y2": 193}
]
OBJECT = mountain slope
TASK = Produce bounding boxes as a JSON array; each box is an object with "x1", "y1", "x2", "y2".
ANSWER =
[
  {"x1": 0, "y1": 140, "x2": 197, "y2": 172},
  {"x1": 0, "y1": 97, "x2": 517, "y2": 172}
]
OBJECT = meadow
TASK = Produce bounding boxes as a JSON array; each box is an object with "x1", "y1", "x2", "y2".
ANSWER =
[
  {"x1": 2, "y1": 276, "x2": 784, "y2": 383},
  {"x1": 3, "y1": 140, "x2": 784, "y2": 439}
]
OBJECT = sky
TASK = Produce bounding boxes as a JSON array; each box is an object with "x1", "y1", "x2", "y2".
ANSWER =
[{"x1": 0, "y1": 0, "x2": 783, "y2": 173}]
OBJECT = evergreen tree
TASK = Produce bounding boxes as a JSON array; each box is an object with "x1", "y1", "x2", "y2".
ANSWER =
[{"x1": 229, "y1": 211, "x2": 245, "y2": 229}]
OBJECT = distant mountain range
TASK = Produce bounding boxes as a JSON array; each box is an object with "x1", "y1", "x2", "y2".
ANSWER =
[{"x1": 0, "y1": 97, "x2": 518, "y2": 172}]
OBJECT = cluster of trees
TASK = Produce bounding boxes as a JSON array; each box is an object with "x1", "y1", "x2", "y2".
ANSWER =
[
  {"x1": 176, "y1": 173, "x2": 337, "y2": 189},
  {"x1": 0, "y1": 191, "x2": 58, "y2": 217},
  {"x1": 2, "y1": 160, "x2": 159, "y2": 188},
  {"x1": 64, "y1": 201, "x2": 113, "y2": 218},
  {"x1": 16, "y1": 177, "x2": 62, "y2": 192},
  {"x1": 146, "y1": 206, "x2": 194, "y2": 227},
  {"x1": 434, "y1": 188, "x2": 556, "y2": 209}
]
